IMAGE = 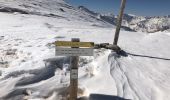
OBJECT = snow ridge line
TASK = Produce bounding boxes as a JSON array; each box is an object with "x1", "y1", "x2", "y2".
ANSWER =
[
  {"x1": 0, "y1": 6, "x2": 66, "y2": 19},
  {"x1": 116, "y1": 59, "x2": 141, "y2": 100},
  {"x1": 108, "y1": 52, "x2": 141, "y2": 100}
]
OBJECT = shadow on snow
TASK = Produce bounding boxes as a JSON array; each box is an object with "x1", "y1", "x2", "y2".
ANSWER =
[
  {"x1": 117, "y1": 50, "x2": 170, "y2": 61},
  {"x1": 89, "y1": 94, "x2": 131, "y2": 100}
]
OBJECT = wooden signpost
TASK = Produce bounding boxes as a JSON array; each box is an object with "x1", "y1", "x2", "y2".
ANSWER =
[
  {"x1": 54, "y1": 1, "x2": 126, "y2": 100},
  {"x1": 113, "y1": 0, "x2": 126, "y2": 45},
  {"x1": 55, "y1": 38, "x2": 94, "y2": 100},
  {"x1": 55, "y1": 41, "x2": 94, "y2": 47}
]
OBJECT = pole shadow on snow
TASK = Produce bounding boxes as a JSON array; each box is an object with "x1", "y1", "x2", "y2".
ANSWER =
[
  {"x1": 117, "y1": 50, "x2": 170, "y2": 61},
  {"x1": 88, "y1": 94, "x2": 131, "y2": 100}
]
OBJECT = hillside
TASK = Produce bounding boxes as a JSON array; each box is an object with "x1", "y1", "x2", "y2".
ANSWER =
[{"x1": 0, "y1": 0, "x2": 111, "y2": 28}]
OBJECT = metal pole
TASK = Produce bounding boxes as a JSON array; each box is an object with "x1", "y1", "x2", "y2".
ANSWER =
[
  {"x1": 69, "y1": 38, "x2": 79, "y2": 100},
  {"x1": 113, "y1": 0, "x2": 126, "y2": 45}
]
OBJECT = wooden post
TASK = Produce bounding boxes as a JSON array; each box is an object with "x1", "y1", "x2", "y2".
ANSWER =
[
  {"x1": 69, "y1": 38, "x2": 79, "y2": 100},
  {"x1": 113, "y1": 0, "x2": 126, "y2": 45}
]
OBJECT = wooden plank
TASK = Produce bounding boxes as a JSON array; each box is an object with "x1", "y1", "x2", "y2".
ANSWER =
[
  {"x1": 69, "y1": 38, "x2": 79, "y2": 100},
  {"x1": 55, "y1": 47, "x2": 93, "y2": 56},
  {"x1": 55, "y1": 41, "x2": 94, "y2": 47}
]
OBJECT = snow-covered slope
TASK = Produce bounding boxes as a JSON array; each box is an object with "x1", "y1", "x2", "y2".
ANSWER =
[
  {"x1": 0, "y1": 0, "x2": 170, "y2": 100},
  {"x1": 77, "y1": 6, "x2": 170, "y2": 33},
  {"x1": 77, "y1": 6, "x2": 134, "y2": 32},
  {"x1": 100, "y1": 13, "x2": 170, "y2": 33},
  {"x1": 0, "y1": 0, "x2": 111, "y2": 28},
  {"x1": 122, "y1": 14, "x2": 170, "y2": 33}
]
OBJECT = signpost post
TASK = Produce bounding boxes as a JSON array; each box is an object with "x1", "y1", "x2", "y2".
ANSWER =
[
  {"x1": 70, "y1": 38, "x2": 79, "y2": 100},
  {"x1": 55, "y1": 38, "x2": 94, "y2": 100},
  {"x1": 113, "y1": 0, "x2": 126, "y2": 45}
]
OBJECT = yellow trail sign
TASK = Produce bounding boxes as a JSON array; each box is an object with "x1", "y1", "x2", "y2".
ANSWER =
[{"x1": 55, "y1": 41, "x2": 94, "y2": 47}]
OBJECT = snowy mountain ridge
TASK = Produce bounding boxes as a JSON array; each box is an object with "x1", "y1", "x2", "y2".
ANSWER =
[
  {"x1": 122, "y1": 14, "x2": 170, "y2": 33},
  {"x1": 78, "y1": 6, "x2": 170, "y2": 33}
]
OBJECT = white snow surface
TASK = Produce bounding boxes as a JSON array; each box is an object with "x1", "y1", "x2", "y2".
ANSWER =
[{"x1": 0, "y1": 0, "x2": 170, "y2": 100}]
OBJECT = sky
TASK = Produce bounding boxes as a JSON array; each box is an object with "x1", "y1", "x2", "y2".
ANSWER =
[{"x1": 65, "y1": 0, "x2": 170, "y2": 16}]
